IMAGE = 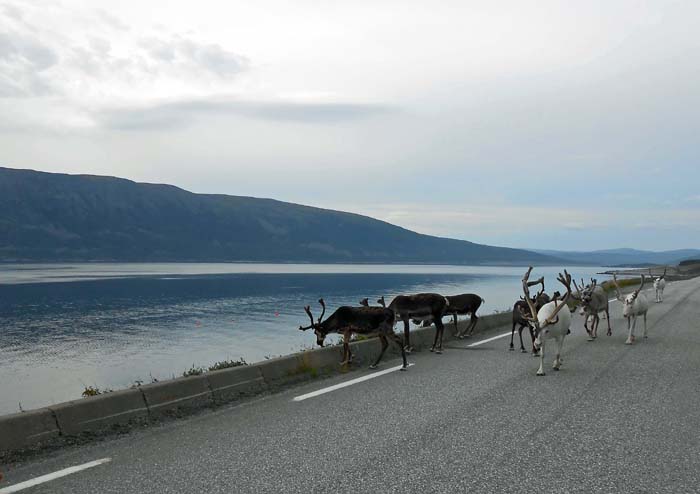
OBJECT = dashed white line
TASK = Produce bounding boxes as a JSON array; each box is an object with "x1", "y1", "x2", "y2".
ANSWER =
[
  {"x1": 293, "y1": 330, "x2": 519, "y2": 402},
  {"x1": 293, "y1": 363, "x2": 415, "y2": 401},
  {"x1": 465, "y1": 331, "x2": 512, "y2": 347},
  {"x1": 0, "y1": 458, "x2": 111, "y2": 493}
]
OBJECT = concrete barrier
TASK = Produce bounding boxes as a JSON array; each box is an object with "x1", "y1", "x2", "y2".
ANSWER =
[
  {"x1": 0, "y1": 408, "x2": 59, "y2": 452},
  {"x1": 299, "y1": 345, "x2": 345, "y2": 374},
  {"x1": 50, "y1": 388, "x2": 149, "y2": 435},
  {"x1": 256, "y1": 354, "x2": 311, "y2": 387},
  {"x1": 140, "y1": 375, "x2": 213, "y2": 418},
  {"x1": 0, "y1": 310, "x2": 514, "y2": 456},
  {"x1": 206, "y1": 365, "x2": 267, "y2": 405}
]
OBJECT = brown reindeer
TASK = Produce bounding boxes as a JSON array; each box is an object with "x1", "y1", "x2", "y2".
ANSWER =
[
  {"x1": 378, "y1": 293, "x2": 450, "y2": 354},
  {"x1": 299, "y1": 299, "x2": 407, "y2": 370}
]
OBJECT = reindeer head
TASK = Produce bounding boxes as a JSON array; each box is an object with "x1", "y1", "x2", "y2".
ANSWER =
[
  {"x1": 612, "y1": 274, "x2": 645, "y2": 318},
  {"x1": 521, "y1": 267, "x2": 573, "y2": 346},
  {"x1": 298, "y1": 299, "x2": 328, "y2": 346}
]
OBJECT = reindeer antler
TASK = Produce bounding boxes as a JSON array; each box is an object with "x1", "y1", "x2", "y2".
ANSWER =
[
  {"x1": 521, "y1": 267, "x2": 539, "y2": 322},
  {"x1": 632, "y1": 275, "x2": 645, "y2": 299},
  {"x1": 612, "y1": 274, "x2": 624, "y2": 302},
  {"x1": 318, "y1": 299, "x2": 326, "y2": 323},
  {"x1": 571, "y1": 278, "x2": 583, "y2": 300},
  {"x1": 540, "y1": 270, "x2": 573, "y2": 327},
  {"x1": 299, "y1": 305, "x2": 315, "y2": 330}
]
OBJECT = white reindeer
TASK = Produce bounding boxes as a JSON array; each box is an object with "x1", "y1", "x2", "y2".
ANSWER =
[
  {"x1": 612, "y1": 274, "x2": 649, "y2": 345},
  {"x1": 652, "y1": 268, "x2": 667, "y2": 303},
  {"x1": 521, "y1": 267, "x2": 573, "y2": 376}
]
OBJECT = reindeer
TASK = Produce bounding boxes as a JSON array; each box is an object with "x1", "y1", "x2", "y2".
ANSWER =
[
  {"x1": 378, "y1": 294, "x2": 450, "y2": 354},
  {"x1": 652, "y1": 267, "x2": 667, "y2": 303},
  {"x1": 520, "y1": 267, "x2": 573, "y2": 376},
  {"x1": 299, "y1": 299, "x2": 408, "y2": 370},
  {"x1": 572, "y1": 278, "x2": 611, "y2": 340},
  {"x1": 444, "y1": 293, "x2": 485, "y2": 338},
  {"x1": 510, "y1": 276, "x2": 550, "y2": 354},
  {"x1": 612, "y1": 274, "x2": 649, "y2": 344}
]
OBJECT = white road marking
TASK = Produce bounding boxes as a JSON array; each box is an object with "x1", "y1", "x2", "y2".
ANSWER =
[
  {"x1": 293, "y1": 363, "x2": 414, "y2": 401},
  {"x1": 465, "y1": 331, "x2": 512, "y2": 347},
  {"x1": 293, "y1": 330, "x2": 520, "y2": 402},
  {"x1": 0, "y1": 458, "x2": 111, "y2": 493}
]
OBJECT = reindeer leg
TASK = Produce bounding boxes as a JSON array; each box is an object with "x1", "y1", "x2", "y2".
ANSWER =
[
  {"x1": 433, "y1": 318, "x2": 445, "y2": 354},
  {"x1": 553, "y1": 336, "x2": 564, "y2": 370},
  {"x1": 467, "y1": 313, "x2": 478, "y2": 336},
  {"x1": 536, "y1": 340, "x2": 545, "y2": 376},
  {"x1": 370, "y1": 334, "x2": 389, "y2": 369},
  {"x1": 509, "y1": 322, "x2": 516, "y2": 351},
  {"x1": 643, "y1": 312, "x2": 648, "y2": 338},
  {"x1": 606, "y1": 307, "x2": 612, "y2": 336},
  {"x1": 529, "y1": 325, "x2": 539, "y2": 356},
  {"x1": 625, "y1": 317, "x2": 633, "y2": 345},
  {"x1": 389, "y1": 332, "x2": 409, "y2": 370},
  {"x1": 402, "y1": 319, "x2": 413, "y2": 353},
  {"x1": 340, "y1": 331, "x2": 352, "y2": 365},
  {"x1": 453, "y1": 314, "x2": 460, "y2": 338},
  {"x1": 518, "y1": 325, "x2": 527, "y2": 353},
  {"x1": 593, "y1": 315, "x2": 599, "y2": 339},
  {"x1": 430, "y1": 320, "x2": 439, "y2": 352}
]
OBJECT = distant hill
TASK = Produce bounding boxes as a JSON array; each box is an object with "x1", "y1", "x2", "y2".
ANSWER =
[
  {"x1": 532, "y1": 248, "x2": 700, "y2": 267},
  {"x1": 0, "y1": 167, "x2": 564, "y2": 265}
]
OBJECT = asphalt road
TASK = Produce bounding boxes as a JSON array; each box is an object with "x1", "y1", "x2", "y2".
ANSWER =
[{"x1": 2, "y1": 277, "x2": 700, "y2": 493}]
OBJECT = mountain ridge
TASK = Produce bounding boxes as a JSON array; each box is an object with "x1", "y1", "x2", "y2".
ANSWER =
[{"x1": 0, "y1": 167, "x2": 564, "y2": 265}]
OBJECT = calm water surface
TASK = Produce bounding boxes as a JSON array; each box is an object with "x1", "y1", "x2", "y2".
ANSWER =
[{"x1": 0, "y1": 263, "x2": 609, "y2": 414}]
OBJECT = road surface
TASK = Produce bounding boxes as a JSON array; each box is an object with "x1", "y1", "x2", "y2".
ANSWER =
[{"x1": 2, "y1": 277, "x2": 699, "y2": 493}]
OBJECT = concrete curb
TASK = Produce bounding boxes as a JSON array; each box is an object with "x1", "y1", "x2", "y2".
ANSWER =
[
  {"x1": 50, "y1": 388, "x2": 149, "y2": 435},
  {"x1": 206, "y1": 365, "x2": 267, "y2": 405},
  {"x1": 0, "y1": 310, "x2": 510, "y2": 458},
  {"x1": 140, "y1": 374, "x2": 213, "y2": 418},
  {"x1": 0, "y1": 409, "x2": 60, "y2": 452}
]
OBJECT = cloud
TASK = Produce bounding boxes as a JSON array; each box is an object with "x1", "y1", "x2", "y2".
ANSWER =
[
  {"x1": 95, "y1": 98, "x2": 396, "y2": 130},
  {"x1": 139, "y1": 36, "x2": 249, "y2": 77},
  {"x1": 0, "y1": 30, "x2": 59, "y2": 97}
]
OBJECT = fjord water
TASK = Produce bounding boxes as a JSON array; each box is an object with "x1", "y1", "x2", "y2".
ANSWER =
[{"x1": 0, "y1": 263, "x2": 608, "y2": 415}]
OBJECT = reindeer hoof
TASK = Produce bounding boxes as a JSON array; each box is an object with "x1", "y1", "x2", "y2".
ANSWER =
[
  {"x1": 435, "y1": 350, "x2": 443, "y2": 355},
  {"x1": 429, "y1": 347, "x2": 435, "y2": 353},
  {"x1": 404, "y1": 346, "x2": 414, "y2": 354},
  {"x1": 509, "y1": 347, "x2": 514, "y2": 351},
  {"x1": 400, "y1": 366, "x2": 408, "y2": 371},
  {"x1": 587, "y1": 337, "x2": 594, "y2": 342},
  {"x1": 537, "y1": 372, "x2": 545, "y2": 376},
  {"x1": 624, "y1": 340, "x2": 632, "y2": 345},
  {"x1": 520, "y1": 349, "x2": 527, "y2": 353},
  {"x1": 553, "y1": 366, "x2": 560, "y2": 371},
  {"x1": 369, "y1": 364, "x2": 377, "y2": 369}
]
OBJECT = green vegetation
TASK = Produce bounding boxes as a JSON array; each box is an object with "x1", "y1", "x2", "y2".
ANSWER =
[
  {"x1": 81, "y1": 385, "x2": 112, "y2": 397},
  {"x1": 182, "y1": 365, "x2": 206, "y2": 377},
  {"x1": 207, "y1": 358, "x2": 247, "y2": 371}
]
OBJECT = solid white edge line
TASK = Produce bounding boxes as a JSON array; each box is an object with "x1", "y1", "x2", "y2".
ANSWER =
[
  {"x1": 0, "y1": 458, "x2": 111, "y2": 494},
  {"x1": 293, "y1": 363, "x2": 414, "y2": 402}
]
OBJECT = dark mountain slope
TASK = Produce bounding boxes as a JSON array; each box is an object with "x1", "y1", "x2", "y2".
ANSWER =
[{"x1": 0, "y1": 167, "x2": 562, "y2": 264}]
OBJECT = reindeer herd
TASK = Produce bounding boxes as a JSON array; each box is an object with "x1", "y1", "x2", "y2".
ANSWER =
[{"x1": 298, "y1": 267, "x2": 669, "y2": 376}]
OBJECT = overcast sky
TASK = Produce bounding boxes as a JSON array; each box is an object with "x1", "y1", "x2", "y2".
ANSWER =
[{"x1": 1, "y1": 0, "x2": 699, "y2": 251}]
